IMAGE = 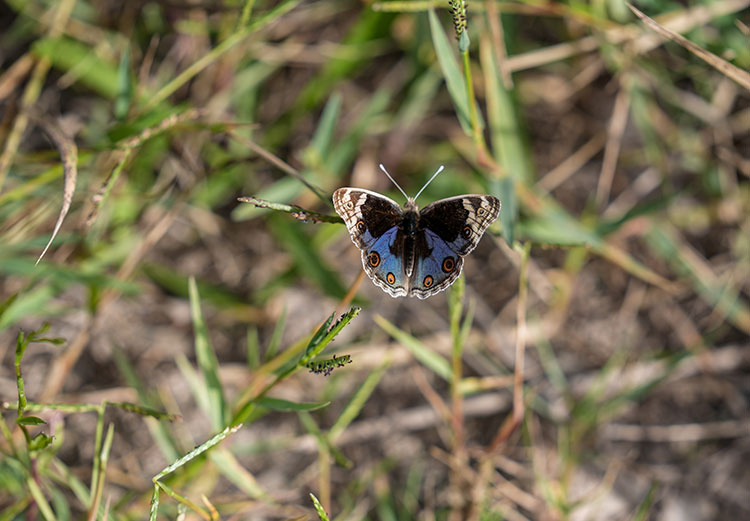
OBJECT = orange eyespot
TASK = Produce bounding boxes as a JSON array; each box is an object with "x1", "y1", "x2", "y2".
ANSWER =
[
  {"x1": 386, "y1": 272, "x2": 396, "y2": 285},
  {"x1": 368, "y1": 251, "x2": 380, "y2": 267},
  {"x1": 423, "y1": 275, "x2": 434, "y2": 287},
  {"x1": 345, "y1": 201, "x2": 354, "y2": 210},
  {"x1": 462, "y1": 225, "x2": 472, "y2": 239},
  {"x1": 442, "y1": 257, "x2": 455, "y2": 273},
  {"x1": 477, "y1": 207, "x2": 486, "y2": 216},
  {"x1": 356, "y1": 220, "x2": 366, "y2": 233}
]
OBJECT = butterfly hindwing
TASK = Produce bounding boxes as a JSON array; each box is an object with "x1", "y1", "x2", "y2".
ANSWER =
[
  {"x1": 360, "y1": 226, "x2": 408, "y2": 297},
  {"x1": 409, "y1": 228, "x2": 465, "y2": 299}
]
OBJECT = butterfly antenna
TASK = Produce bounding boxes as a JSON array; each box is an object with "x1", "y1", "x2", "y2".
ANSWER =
[
  {"x1": 413, "y1": 165, "x2": 445, "y2": 202},
  {"x1": 378, "y1": 163, "x2": 409, "y2": 201}
]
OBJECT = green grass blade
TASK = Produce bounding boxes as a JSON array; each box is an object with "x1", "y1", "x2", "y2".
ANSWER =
[
  {"x1": 479, "y1": 29, "x2": 533, "y2": 185},
  {"x1": 114, "y1": 45, "x2": 132, "y2": 120},
  {"x1": 88, "y1": 423, "x2": 114, "y2": 519},
  {"x1": 231, "y1": 177, "x2": 301, "y2": 221},
  {"x1": 237, "y1": 196, "x2": 340, "y2": 224},
  {"x1": 153, "y1": 424, "x2": 241, "y2": 481},
  {"x1": 0, "y1": 293, "x2": 18, "y2": 323},
  {"x1": 306, "y1": 93, "x2": 342, "y2": 166},
  {"x1": 308, "y1": 312, "x2": 336, "y2": 350},
  {"x1": 176, "y1": 353, "x2": 212, "y2": 422},
  {"x1": 300, "y1": 307, "x2": 361, "y2": 366},
  {"x1": 374, "y1": 315, "x2": 451, "y2": 380},
  {"x1": 32, "y1": 37, "x2": 119, "y2": 99},
  {"x1": 265, "y1": 305, "x2": 287, "y2": 362},
  {"x1": 0, "y1": 285, "x2": 56, "y2": 332},
  {"x1": 246, "y1": 327, "x2": 261, "y2": 369},
  {"x1": 209, "y1": 447, "x2": 269, "y2": 500},
  {"x1": 324, "y1": 87, "x2": 393, "y2": 177},
  {"x1": 534, "y1": 339, "x2": 569, "y2": 394},
  {"x1": 428, "y1": 9, "x2": 473, "y2": 134},
  {"x1": 329, "y1": 358, "x2": 390, "y2": 441},
  {"x1": 449, "y1": 272, "x2": 465, "y2": 358},
  {"x1": 298, "y1": 412, "x2": 352, "y2": 468},
  {"x1": 633, "y1": 482, "x2": 659, "y2": 521},
  {"x1": 255, "y1": 397, "x2": 330, "y2": 412},
  {"x1": 310, "y1": 493, "x2": 330, "y2": 521},
  {"x1": 392, "y1": 69, "x2": 443, "y2": 129},
  {"x1": 148, "y1": 485, "x2": 160, "y2": 521},
  {"x1": 188, "y1": 277, "x2": 229, "y2": 430},
  {"x1": 27, "y1": 477, "x2": 57, "y2": 521}
]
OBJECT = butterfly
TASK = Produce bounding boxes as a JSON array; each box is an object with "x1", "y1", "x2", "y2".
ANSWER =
[{"x1": 333, "y1": 164, "x2": 500, "y2": 299}]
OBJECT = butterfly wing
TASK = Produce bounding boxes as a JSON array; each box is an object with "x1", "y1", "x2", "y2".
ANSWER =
[
  {"x1": 409, "y1": 228, "x2": 466, "y2": 299},
  {"x1": 409, "y1": 195, "x2": 500, "y2": 299},
  {"x1": 333, "y1": 188, "x2": 409, "y2": 297}
]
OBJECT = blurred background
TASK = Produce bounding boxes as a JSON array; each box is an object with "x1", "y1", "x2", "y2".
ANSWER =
[{"x1": 0, "y1": 0, "x2": 749, "y2": 519}]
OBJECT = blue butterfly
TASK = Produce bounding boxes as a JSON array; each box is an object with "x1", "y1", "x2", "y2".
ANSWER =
[{"x1": 333, "y1": 165, "x2": 500, "y2": 299}]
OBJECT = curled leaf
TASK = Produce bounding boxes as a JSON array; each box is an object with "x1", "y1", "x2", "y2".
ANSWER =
[{"x1": 35, "y1": 117, "x2": 78, "y2": 265}]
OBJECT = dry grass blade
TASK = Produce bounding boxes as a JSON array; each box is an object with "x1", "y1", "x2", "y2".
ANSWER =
[
  {"x1": 537, "y1": 134, "x2": 606, "y2": 192},
  {"x1": 0, "y1": 54, "x2": 34, "y2": 102},
  {"x1": 603, "y1": 419, "x2": 750, "y2": 442},
  {"x1": 34, "y1": 116, "x2": 78, "y2": 265},
  {"x1": 485, "y1": 0, "x2": 513, "y2": 89},
  {"x1": 627, "y1": 2, "x2": 750, "y2": 92},
  {"x1": 596, "y1": 86, "x2": 631, "y2": 209}
]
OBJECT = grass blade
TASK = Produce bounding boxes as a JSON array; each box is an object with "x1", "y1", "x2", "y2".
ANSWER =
[
  {"x1": 329, "y1": 358, "x2": 390, "y2": 441},
  {"x1": 255, "y1": 397, "x2": 330, "y2": 412},
  {"x1": 153, "y1": 425, "x2": 241, "y2": 482},
  {"x1": 209, "y1": 447, "x2": 269, "y2": 500},
  {"x1": 34, "y1": 117, "x2": 78, "y2": 266},
  {"x1": 374, "y1": 315, "x2": 452, "y2": 380},
  {"x1": 188, "y1": 277, "x2": 229, "y2": 430},
  {"x1": 428, "y1": 9, "x2": 474, "y2": 134}
]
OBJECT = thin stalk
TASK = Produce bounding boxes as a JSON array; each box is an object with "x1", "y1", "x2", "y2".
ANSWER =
[{"x1": 449, "y1": 276, "x2": 466, "y2": 453}]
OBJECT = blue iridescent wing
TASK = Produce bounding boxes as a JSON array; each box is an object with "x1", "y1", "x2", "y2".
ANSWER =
[
  {"x1": 409, "y1": 195, "x2": 500, "y2": 299},
  {"x1": 333, "y1": 188, "x2": 408, "y2": 297},
  {"x1": 359, "y1": 226, "x2": 409, "y2": 297},
  {"x1": 409, "y1": 228, "x2": 465, "y2": 299}
]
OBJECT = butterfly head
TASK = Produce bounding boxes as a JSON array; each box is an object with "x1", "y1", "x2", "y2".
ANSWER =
[{"x1": 403, "y1": 197, "x2": 418, "y2": 213}]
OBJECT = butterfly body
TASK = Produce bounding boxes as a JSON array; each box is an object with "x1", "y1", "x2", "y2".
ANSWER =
[{"x1": 333, "y1": 187, "x2": 500, "y2": 299}]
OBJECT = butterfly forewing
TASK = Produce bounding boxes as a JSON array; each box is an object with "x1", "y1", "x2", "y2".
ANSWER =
[
  {"x1": 333, "y1": 188, "x2": 402, "y2": 249},
  {"x1": 419, "y1": 195, "x2": 500, "y2": 256}
]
